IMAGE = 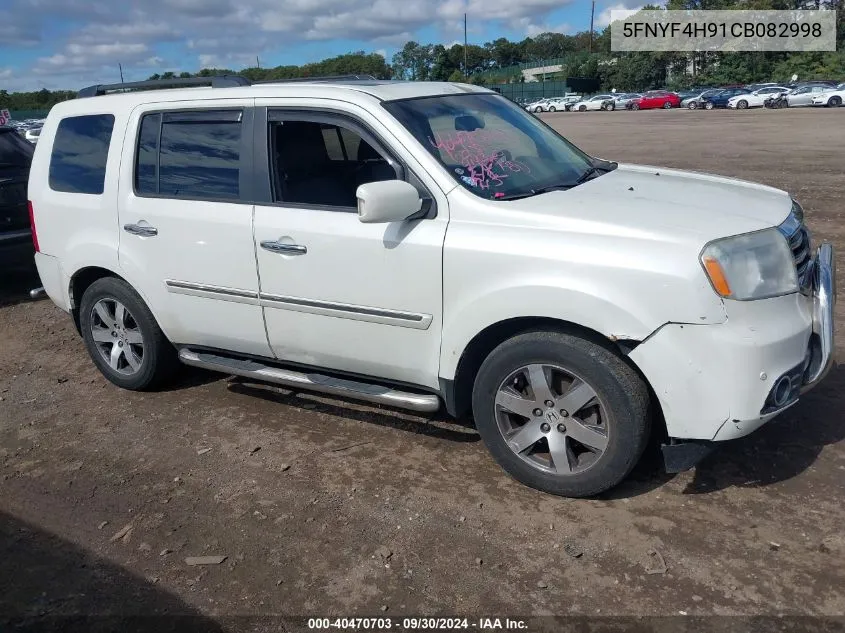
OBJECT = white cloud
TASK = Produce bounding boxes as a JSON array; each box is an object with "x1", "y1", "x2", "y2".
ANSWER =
[
  {"x1": 596, "y1": 3, "x2": 644, "y2": 29},
  {"x1": 0, "y1": 68, "x2": 13, "y2": 80},
  {"x1": 3, "y1": 0, "x2": 584, "y2": 90}
]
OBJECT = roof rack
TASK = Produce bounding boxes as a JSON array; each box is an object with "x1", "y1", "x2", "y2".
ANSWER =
[
  {"x1": 253, "y1": 74, "x2": 379, "y2": 84},
  {"x1": 77, "y1": 75, "x2": 250, "y2": 98}
]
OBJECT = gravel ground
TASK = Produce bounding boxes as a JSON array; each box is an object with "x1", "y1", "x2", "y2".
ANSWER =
[{"x1": 1, "y1": 106, "x2": 843, "y2": 632}]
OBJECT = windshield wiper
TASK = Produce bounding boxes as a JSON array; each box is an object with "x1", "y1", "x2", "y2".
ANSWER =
[{"x1": 492, "y1": 159, "x2": 618, "y2": 201}]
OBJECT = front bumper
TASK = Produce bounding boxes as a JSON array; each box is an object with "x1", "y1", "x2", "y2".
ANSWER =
[{"x1": 630, "y1": 244, "x2": 836, "y2": 442}]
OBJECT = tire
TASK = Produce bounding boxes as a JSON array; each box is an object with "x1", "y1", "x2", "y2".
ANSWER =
[
  {"x1": 737, "y1": 100, "x2": 748, "y2": 109},
  {"x1": 471, "y1": 331, "x2": 651, "y2": 498},
  {"x1": 631, "y1": 103, "x2": 639, "y2": 111},
  {"x1": 662, "y1": 101, "x2": 672, "y2": 109},
  {"x1": 830, "y1": 96, "x2": 842, "y2": 107},
  {"x1": 688, "y1": 101, "x2": 698, "y2": 110},
  {"x1": 578, "y1": 105, "x2": 587, "y2": 112},
  {"x1": 79, "y1": 277, "x2": 178, "y2": 390},
  {"x1": 704, "y1": 101, "x2": 714, "y2": 110},
  {"x1": 548, "y1": 106, "x2": 556, "y2": 112}
]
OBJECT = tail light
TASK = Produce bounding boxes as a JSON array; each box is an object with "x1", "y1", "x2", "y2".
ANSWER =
[{"x1": 27, "y1": 200, "x2": 40, "y2": 253}]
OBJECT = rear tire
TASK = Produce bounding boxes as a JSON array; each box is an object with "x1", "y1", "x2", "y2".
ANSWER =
[
  {"x1": 579, "y1": 105, "x2": 587, "y2": 112},
  {"x1": 631, "y1": 103, "x2": 639, "y2": 111},
  {"x1": 705, "y1": 101, "x2": 714, "y2": 110},
  {"x1": 662, "y1": 101, "x2": 672, "y2": 109},
  {"x1": 548, "y1": 106, "x2": 556, "y2": 112},
  {"x1": 471, "y1": 331, "x2": 651, "y2": 498},
  {"x1": 80, "y1": 277, "x2": 178, "y2": 390}
]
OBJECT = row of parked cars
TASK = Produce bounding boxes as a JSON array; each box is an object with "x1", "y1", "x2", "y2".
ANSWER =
[
  {"x1": 524, "y1": 80, "x2": 845, "y2": 113},
  {"x1": 7, "y1": 118, "x2": 45, "y2": 144}
]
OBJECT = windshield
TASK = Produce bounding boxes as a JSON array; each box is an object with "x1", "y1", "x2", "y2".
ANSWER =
[{"x1": 383, "y1": 93, "x2": 593, "y2": 200}]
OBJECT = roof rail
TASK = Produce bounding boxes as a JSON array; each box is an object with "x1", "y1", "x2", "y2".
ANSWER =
[
  {"x1": 253, "y1": 74, "x2": 379, "y2": 84},
  {"x1": 77, "y1": 75, "x2": 251, "y2": 98}
]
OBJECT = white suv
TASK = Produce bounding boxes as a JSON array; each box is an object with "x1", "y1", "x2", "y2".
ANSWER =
[{"x1": 28, "y1": 76, "x2": 835, "y2": 497}]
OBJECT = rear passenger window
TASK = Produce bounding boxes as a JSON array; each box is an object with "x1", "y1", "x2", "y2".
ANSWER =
[
  {"x1": 135, "y1": 110, "x2": 242, "y2": 200},
  {"x1": 49, "y1": 114, "x2": 114, "y2": 194}
]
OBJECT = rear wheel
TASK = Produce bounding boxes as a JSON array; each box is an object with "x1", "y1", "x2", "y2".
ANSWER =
[
  {"x1": 80, "y1": 277, "x2": 178, "y2": 390},
  {"x1": 704, "y1": 101, "x2": 714, "y2": 110},
  {"x1": 631, "y1": 103, "x2": 639, "y2": 111},
  {"x1": 471, "y1": 331, "x2": 651, "y2": 498},
  {"x1": 578, "y1": 105, "x2": 587, "y2": 112},
  {"x1": 548, "y1": 106, "x2": 556, "y2": 112},
  {"x1": 662, "y1": 101, "x2": 672, "y2": 109}
]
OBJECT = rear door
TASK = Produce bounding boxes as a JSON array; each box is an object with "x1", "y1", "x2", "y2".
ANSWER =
[
  {"x1": 117, "y1": 99, "x2": 272, "y2": 357},
  {"x1": 251, "y1": 101, "x2": 448, "y2": 389}
]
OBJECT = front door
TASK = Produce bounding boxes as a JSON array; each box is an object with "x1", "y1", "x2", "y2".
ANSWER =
[
  {"x1": 117, "y1": 100, "x2": 271, "y2": 357},
  {"x1": 252, "y1": 103, "x2": 448, "y2": 389}
]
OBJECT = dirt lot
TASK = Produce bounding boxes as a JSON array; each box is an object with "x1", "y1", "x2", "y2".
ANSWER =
[{"x1": 1, "y1": 108, "x2": 844, "y2": 631}]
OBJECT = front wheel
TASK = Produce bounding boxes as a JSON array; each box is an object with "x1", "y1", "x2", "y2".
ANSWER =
[
  {"x1": 704, "y1": 101, "x2": 714, "y2": 110},
  {"x1": 688, "y1": 101, "x2": 698, "y2": 110},
  {"x1": 472, "y1": 331, "x2": 651, "y2": 498},
  {"x1": 662, "y1": 101, "x2": 672, "y2": 109},
  {"x1": 548, "y1": 106, "x2": 556, "y2": 112},
  {"x1": 631, "y1": 103, "x2": 639, "y2": 111},
  {"x1": 80, "y1": 277, "x2": 178, "y2": 390},
  {"x1": 737, "y1": 99, "x2": 748, "y2": 109},
  {"x1": 578, "y1": 105, "x2": 587, "y2": 112},
  {"x1": 830, "y1": 96, "x2": 842, "y2": 107}
]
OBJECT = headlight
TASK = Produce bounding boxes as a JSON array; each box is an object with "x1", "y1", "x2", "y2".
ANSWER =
[{"x1": 700, "y1": 229, "x2": 797, "y2": 300}]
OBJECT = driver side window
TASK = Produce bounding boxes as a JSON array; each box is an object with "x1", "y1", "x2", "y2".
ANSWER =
[{"x1": 269, "y1": 118, "x2": 398, "y2": 208}]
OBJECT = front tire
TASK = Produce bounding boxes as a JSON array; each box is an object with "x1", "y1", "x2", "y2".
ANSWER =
[
  {"x1": 80, "y1": 277, "x2": 178, "y2": 390},
  {"x1": 688, "y1": 101, "x2": 698, "y2": 110},
  {"x1": 578, "y1": 105, "x2": 587, "y2": 112},
  {"x1": 830, "y1": 96, "x2": 842, "y2": 107},
  {"x1": 704, "y1": 101, "x2": 714, "y2": 110},
  {"x1": 548, "y1": 106, "x2": 556, "y2": 112},
  {"x1": 662, "y1": 101, "x2": 672, "y2": 109},
  {"x1": 737, "y1": 99, "x2": 748, "y2": 109},
  {"x1": 471, "y1": 331, "x2": 651, "y2": 498},
  {"x1": 631, "y1": 103, "x2": 639, "y2": 111}
]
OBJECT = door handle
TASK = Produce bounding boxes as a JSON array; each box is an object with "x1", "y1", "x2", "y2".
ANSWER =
[
  {"x1": 260, "y1": 240, "x2": 307, "y2": 255},
  {"x1": 124, "y1": 223, "x2": 158, "y2": 237}
]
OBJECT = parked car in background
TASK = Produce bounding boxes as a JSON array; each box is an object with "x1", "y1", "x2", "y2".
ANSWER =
[
  {"x1": 0, "y1": 126, "x2": 35, "y2": 269},
  {"x1": 612, "y1": 93, "x2": 642, "y2": 109},
  {"x1": 682, "y1": 88, "x2": 722, "y2": 109},
  {"x1": 786, "y1": 85, "x2": 830, "y2": 107},
  {"x1": 571, "y1": 95, "x2": 615, "y2": 111},
  {"x1": 24, "y1": 127, "x2": 42, "y2": 144},
  {"x1": 811, "y1": 82, "x2": 845, "y2": 107},
  {"x1": 631, "y1": 91, "x2": 681, "y2": 110},
  {"x1": 727, "y1": 86, "x2": 790, "y2": 109},
  {"x1": 525, "y1": 98, "x2": 553, "y2": 113},
  {"x1": 703, "y1": 88, "x2": 751, "y2": 109},
  {"x1": 545, "y1": 96, "x2": 582, "y2": 112}
]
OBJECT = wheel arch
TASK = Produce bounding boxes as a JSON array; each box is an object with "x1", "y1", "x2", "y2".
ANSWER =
[
  {"x1": 68, "y1": 266, "x2": 171, "y2": 341},
  {"x1": 441, "y1": 316, "x2": 644, "y2": 419}
]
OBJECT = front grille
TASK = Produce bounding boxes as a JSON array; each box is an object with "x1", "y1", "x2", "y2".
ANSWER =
[{"x1": 779, "y1": 208, "x2": 813, "y2": 290}]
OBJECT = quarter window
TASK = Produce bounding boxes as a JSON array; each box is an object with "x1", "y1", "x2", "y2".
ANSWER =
[
  {"x1": 135, "y1": 110, "x2": 242, "y2": 200},
  {"x1": 49, "y1": 114, "x2": 114, "y2": 194}
]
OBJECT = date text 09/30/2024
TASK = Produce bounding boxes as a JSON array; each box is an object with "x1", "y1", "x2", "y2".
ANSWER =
[{"x1": 307, "y1": 617, "x2": 528, "y2": 630}]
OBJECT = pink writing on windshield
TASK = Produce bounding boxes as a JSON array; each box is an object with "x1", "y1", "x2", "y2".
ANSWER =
[{"x1": 429, "y1": 129, "x2": 530, "y2": 190}]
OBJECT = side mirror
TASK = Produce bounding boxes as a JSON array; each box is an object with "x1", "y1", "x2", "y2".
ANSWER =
[{"x1": 356, "y1": 180, "x2": 422, "y2": 224}]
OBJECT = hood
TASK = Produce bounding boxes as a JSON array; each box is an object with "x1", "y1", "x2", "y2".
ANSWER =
[{"x1": 501, "y1": 163, "x2": 793, "y2": 245}]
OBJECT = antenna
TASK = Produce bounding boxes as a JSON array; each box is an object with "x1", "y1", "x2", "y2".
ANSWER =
[
  {"x1": 119, "y1": 62, "x2": 124, "y2": 83},
  {"x1": 464, "y1": 13, "x2": 468, "y2": 79}
]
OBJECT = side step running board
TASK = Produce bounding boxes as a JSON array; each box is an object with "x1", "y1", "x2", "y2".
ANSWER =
[{"x1": 178, "y1": 349, "x2": 441, "y2": 413}]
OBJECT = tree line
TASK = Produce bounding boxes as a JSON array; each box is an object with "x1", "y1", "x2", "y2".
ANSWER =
[{"x1": 2, "y1": 0, "x2": 843, "y2": 111}]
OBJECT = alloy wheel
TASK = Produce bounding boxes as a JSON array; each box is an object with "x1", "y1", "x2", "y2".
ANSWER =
[
  {"x1": 494, "y1": 363, "x2": 609, "y2": 476},
  {"x1": 90, "y1": 298, "x2": 145, "y2": 376}
]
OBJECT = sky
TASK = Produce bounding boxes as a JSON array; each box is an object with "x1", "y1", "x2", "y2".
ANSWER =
[{"x1": 0, "y1": 0, "x2": 644, "y2": 92}]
